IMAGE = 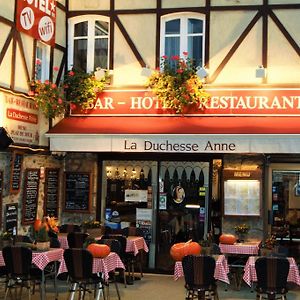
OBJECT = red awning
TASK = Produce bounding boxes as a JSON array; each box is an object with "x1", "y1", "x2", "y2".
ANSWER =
[{"x1": 47, "y1": 116, "x2": 300, "y2": 135}]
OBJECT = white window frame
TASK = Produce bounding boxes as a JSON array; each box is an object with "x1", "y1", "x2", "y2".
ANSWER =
[
  {"x1": 68, "y1": 15, "x2": 110, "y2": 72},
  {"x1": 160, "y1": 13, "x2": 205, "y2": 67},
  {"x1": 35, "y1": 41, "x2": 50, "y2": 81}
]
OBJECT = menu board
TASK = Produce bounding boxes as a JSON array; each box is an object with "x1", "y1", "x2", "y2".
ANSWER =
[
  {"x1": 64, "y1": 172, "x2": 91, "y2": 212},
  {"x1": 22, "y1": 169, "x2": 40, "y2": 224},
  {"x1": 44, "y1": 168, "x2": 59, "y2": 217},
  {"x1": 5, "y1": 203, "x2": 18, "y2": 234},
  {"x1": 10, "y1": 152, "x2": 23, "y2": 193},
  {"x1": 0, "y1": 171, "x2": 3, "y2": 225}
]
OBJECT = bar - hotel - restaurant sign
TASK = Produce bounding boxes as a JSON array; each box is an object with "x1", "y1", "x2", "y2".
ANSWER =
[{"x1": 16, "y1": 0, "x2": 56, "y2": 46}]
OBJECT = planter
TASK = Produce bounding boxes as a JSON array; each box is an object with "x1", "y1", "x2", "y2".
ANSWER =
[
  {"x1": 86, "y1": 228, "x2": 103, "y2": 238},
  {"x1": 36, "y1": 241, "x2": 50, "y2": 251}
]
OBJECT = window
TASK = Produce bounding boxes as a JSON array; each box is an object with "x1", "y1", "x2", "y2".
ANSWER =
[
  {"x1": 161, "y1": 14, "x2": 205, "y2": 67},
  {"x1": 35, "y1": 42, "x2": 50, "y2": 81},
  {"x1": 68, "y1": 16, "x2": 109, "y2": 72}
]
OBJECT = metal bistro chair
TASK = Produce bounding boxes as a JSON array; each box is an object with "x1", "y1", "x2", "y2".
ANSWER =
[
  {"x1": 182, "y1": 255, "x2": 219, "y2": 300},
  {"x1": 67, "y1": 232, "x2": 89, "y2": 248},
  {"x1": 64, "y1": 248, "x2": 106, "y2": 300},
  {"x1": 255, "y1": 256, "x2": 289, "y2": 300},
  {"x1": 59, "y1": 224, "x2": 81, "y2": 233}
]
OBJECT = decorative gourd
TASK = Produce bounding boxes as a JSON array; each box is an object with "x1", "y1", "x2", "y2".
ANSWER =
[
  {"x1": 170, "y1": 240, "x2": 202, "y2": 261},
  {"x1": 87, "y1": 243, "x2": 111, "y2": 258},
  {"x1": 34, "y1": 219, "x2": 42, "y2": 231},
  {"x1": 219, "y1": 234, "x2": 237, "y2": 245}
]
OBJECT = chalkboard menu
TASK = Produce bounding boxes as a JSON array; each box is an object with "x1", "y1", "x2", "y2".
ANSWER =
[
  {"x1": 64, "y1": 172, "x2": 91, "y2": 212},
  {"x1": 0, "y1": 171, "x2": 3, "y2": 225},
  {"x1": 22, "y1": 168, "x2": 40, "y2": 224},
  {"x1": 5, "y1": 203, "x2": 18, "y2": 234},
  {"x1": 44, "y1": 168, "x2": 59, "y2": 217},
  {"x1": 10, "y1": 152, "x2": 23, "y2": 193}
]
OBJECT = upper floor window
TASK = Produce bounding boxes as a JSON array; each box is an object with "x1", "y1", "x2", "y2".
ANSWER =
[
  {"x1": 68, "y1": 16, "x2": 109, "y2": 72},
  {"x1": 161, "y1": 14, "x2": 205, "y2": 67},
  {"x1": 35, "y1": 42, "x2": 50, "y2": 81}
]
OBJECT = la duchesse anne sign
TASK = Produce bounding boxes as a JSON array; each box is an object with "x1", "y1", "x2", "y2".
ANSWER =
[{"x1": 70, "y1": 89, "x2": 300, "y2": 116}]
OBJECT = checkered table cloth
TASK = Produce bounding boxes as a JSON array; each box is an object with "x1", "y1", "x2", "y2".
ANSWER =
[
  {"x1": 0, "y1": 248, "x2": 64, "y2": 270},
  {"x1": 57, "y1": 233, "x2": 69, "y2": 249},
  {"x1": 243, "y1": 256, "x2": 300, "y2": 287},
  {"x1": 126, "y1": 236, "x2": 149, "y2": 256},
  {"x1": 57, "y1": 252, "x2": 125, "y2": 282},
  {"x1": 174, "y1": 255, "x2": 230, "y2": 284},
  {"x1": 219, "y1": 242, "x2": 261, "y2": 255}
]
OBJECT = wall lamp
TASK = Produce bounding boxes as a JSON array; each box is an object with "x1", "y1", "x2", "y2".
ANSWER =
[{"x1": 255, "y1": 66, "x2": 267, "y2": 78}]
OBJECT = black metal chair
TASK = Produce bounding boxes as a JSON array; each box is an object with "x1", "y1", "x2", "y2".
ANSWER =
[
  {"x1": 59, "y1": 224, "x2": 81, "y2": 233},
  {"x1": 121, "y1": 226, "x2": 144, "y2": 237},
  {"x1": 13, "y1": 235, "x2": 34, "y2": 244},
  {"x1": 255, "y1": 256, "x2": 289, "y2": 300},
  {"x1": 98, "y1": 239, "x2": 122, "y2": 299},
  {"x1": 182, "y1": 255, "x2": 219, "y2": 300},
  {"x1": 63, "y1": 248, "x2": 106, "y2": 300},
  {"x1": 2, "y1": 245, "x2": 43, "y2": 300},
  {"x1": 67, "y1": 232, "x2": 89, "y2": 248}
]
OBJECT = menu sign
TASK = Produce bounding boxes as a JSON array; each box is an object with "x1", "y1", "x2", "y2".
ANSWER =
[
  {"x1": 44, "y1": 168, "x2": 59, "y2": 217},
  {"x1": 16, "y1": 0, "x2": 56, "y2": 46},
  {"x1": 22, "y1": 169, "x2": 40, "y2": 224},
  {"x1": 64, "y1": 172, "x2": 90, "y2": 212},
  {"x1": 10, "y1": 152, "x2": 23, "y2": 194},
  {"x1": 5, "y1": 203, "x2": 18, "y2": 234}
]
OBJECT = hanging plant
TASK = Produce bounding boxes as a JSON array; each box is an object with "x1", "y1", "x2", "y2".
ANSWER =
[{"x1": 147, "y1": 52, "x2": 210, "y2": 114}]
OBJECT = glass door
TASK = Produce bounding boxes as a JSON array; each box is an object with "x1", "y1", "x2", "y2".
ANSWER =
[{"x1": 156, "y1": 161, "x2": 210, "y2": 272}]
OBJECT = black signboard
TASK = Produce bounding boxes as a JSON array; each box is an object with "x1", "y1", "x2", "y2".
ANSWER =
[
  {"x1": 22, "y1": 169, "x2": 40, "y2": 224},
  {"x1": 0, "y1": 171, "x2": 3, "y2": 225},
  {"x1": 44, "y1": 168, "x2": 59, "y2": 217},
  {"x1": 10, "y1": 152, "x2": 23, "y2": 193},
  {"x1": 64, "y1": 172, "x2": 90, "y2": 212},
  {"x1": 5, "y1": 203, "x2": 18, "y2": 234}
]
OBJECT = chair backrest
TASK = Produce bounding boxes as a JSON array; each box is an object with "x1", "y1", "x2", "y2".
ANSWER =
[
  {"x1": 211, "y1": 243, "x2": 221, "y2": 255},
  {"x1": 103, "y1": 234, "x2": 127, "y2": 259},
  {"x1": 122, "y1": 226, "x2": 144, "y2": 237},
  {"x1": 60, "y1": 224, "x2": 81, "y2": 233},
  {"x1": 50, "y1": 237, "x2": 61, "y2": 248},
  {"x1": 97, "y1": 239, "x2": 121, "y2": 255},
  {"x1": 255, "y1": 257, "x2": 289, "y2": 291},
  {"x1": 14, "y1": 235, "x2": 34, "y2": 244},
  {"x1": 3, "y1": 245, "x2": 32, "y2": 276},
  {"x1": 63, "y1": 248, "x2": 93, "y2": 281},
  {"x1": 182, "y1": 255, "x2": 216, "y2": 288},
  {"x1": 67, "y1": 232, "x2": 89, "y2": 248}
]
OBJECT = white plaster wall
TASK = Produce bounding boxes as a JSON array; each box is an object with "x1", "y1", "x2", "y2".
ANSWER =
[
  {"x1": 162, "y1": 0, "x2": 205, "y2": 8},
  {"x1": 0, "y1": 0, "x2": 14, "y2": 21},
  {"x1": 55, "y1": 8, "x2": 67, "y2": 47},
  {"x1": 211, "y1": 0, "x2": 262, "y2": 5},
  {"x1": 69, "y1": 0, "x2": 110, "y2": 10},
  {"x1": 115, "y1": 0, "x2": 156, "y2": 9}
]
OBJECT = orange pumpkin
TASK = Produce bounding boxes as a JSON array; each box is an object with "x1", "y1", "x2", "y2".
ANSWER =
[
  {"x1": 219, "y1": 234, "x2": 237, "y2": 245},
  {"x1": 87, "y1": 243, "x2": 111, "y2": 258},
  {"x1": 34, "y1": 219, "x2": 42, "y2": 231},
  {"x1": 170, "y1": 241, "x2": 202, "y2": 261}
]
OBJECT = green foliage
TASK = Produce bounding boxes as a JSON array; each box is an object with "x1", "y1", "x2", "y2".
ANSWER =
[
  {"x1": 82, "y1": 220, "x2": 101, "y2": 229},
  {"x1": 147, "y1": 53, "x2": 210, "y2": 114},
  {"x1": 261, "y1": 234, "x2": 277, "y2": 249},
  {"x1": 234, "y1": 223, "x2": 250, "y2": 234},
  {"x1": 35, "y1": 225, "x2": 50, "y2": 242},
  {"x1": 0, "y1": 231, "x2": 12, "y2": 241}
]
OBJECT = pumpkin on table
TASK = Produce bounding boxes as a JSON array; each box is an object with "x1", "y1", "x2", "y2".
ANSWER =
[
  {"x1": 87, "y1": 243, "x2": 111, "y2": 258},
  {"x1": 170, "y1": 240, "x2": 201, "y2": 261},
  {"x1": 219, "y1": 234, "x2": 237, "y2": 245}
]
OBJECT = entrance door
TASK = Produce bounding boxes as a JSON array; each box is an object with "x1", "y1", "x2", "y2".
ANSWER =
[{"x1": 156, "y1": 161, "x2": 210, "y2": 272}]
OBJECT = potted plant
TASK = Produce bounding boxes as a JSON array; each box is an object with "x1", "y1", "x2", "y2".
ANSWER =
[
  {"x1": 260, "y1": 234, "x2": 277, "y2": 256},
  {"x1": 234, "y1": 223, "x2": 250, "y2": 242},
  {"x1": 82, "y1": 220, "x2": 103, "y2": 238},
  {"x1": 147, "y1": 52, "x2": 210, "y2": 114},
  {"x1": 34, "y1": 224, "x2": 50, "y2": 251}
]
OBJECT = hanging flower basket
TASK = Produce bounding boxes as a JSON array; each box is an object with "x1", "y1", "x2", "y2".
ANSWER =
[{"x1": 147, "y1": 53, "x2": 210, "y2": 114}]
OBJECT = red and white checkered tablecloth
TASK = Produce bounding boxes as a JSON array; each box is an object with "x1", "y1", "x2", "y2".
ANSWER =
[
  {"x1": 243, "y1": 256, "x2": 300, "y2": 287},
  {"x1": 57, "y1": 252, "x2": 125, "y2": 282},
  {"x1": 219, "y1": 242, "x2": 261, "y2": 255},
  {"x1": 0, "y1": 248, "x2": 64, "y2": 270},
  {"x1": 57, "y1": 234, "x2": 69, "y2": 249},
  {"x1": 126, "y1": 236, "x2": 149, "y2": 256},
  {"x1": 174, "y1": 255, "x2": 230, "y2": 284}
]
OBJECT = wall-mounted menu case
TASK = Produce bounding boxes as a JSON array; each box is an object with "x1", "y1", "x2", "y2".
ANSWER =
[
  {"x1": 64, "y1": 172, "x2": 91, "y2": 213},
  {"x1": 223, "y1": 170, "x2": 261, "y2": 216},
  {"x1": 10, "y1": 152, "x2": 23, "y2": 194},
  {"x1": 44, "y1": 168, "x2": 59, "y2": 217}
]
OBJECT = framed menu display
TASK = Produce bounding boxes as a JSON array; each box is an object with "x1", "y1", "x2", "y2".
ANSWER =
[
  {"x1": 64, "y1": 172, "x2": 91, "y2": 213},
  {"x1": 223, "y1": 170, "x2": 261, "y2": 216},
  {"x1": 10, "y1": 152, "x2": 23, "y2": 194},
  {"x1": 44, "y1": 168, "x2": 59, "y2": 217},
  {"x1": 5, "y1": 203, "x2": 18, "y2": 234},
  {"x1": 22, "y1": 168, "x2": 40, "y2": 224}
]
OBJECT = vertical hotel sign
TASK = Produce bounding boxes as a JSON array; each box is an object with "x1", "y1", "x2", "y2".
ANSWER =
[{"x1": 16, "y1": 0, "x2": 56, "y2": 46}]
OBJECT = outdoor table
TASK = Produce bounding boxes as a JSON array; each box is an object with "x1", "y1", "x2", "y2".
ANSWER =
[
  {"x1": 126, "y1": 236, "x2": 149, "y2": 255},
  {"x1": 57, "y1": 251, "x2": 125, "y2": 282},
  {"x1": 173, "y1": 255, "x2": 230, "y2": 284},
  {"x1": 0, "y1": 247, "x2": 64, "y2": 300},
  {"x1": 219, "y1": 241, "x2": 261, "y2": 255},
  {"x1": 243, "y1": 256, "x2": 300, "y2": 287}
]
